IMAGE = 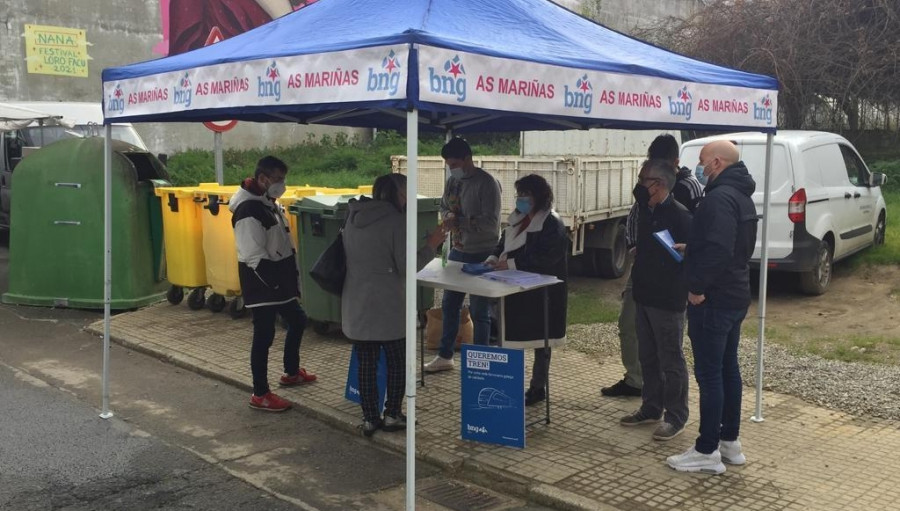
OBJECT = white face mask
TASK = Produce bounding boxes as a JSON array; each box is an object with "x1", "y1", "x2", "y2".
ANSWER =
[
  {"x1": 449, "y1": 167, "x2": 464, "y2": 179},
  {"x1": 267, "y1": 181, "x2": 287, "y2": 199}
]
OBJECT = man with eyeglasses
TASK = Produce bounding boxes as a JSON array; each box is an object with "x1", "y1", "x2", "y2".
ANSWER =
[{"x1": 618, "y1": 159, "x2": 692, "y2": 444}]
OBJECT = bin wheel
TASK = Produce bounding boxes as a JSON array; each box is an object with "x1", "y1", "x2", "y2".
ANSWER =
[
  {"x1": 166, "y1": 286, "x2": 184, "y2": 305},
  {"x1": 229, "y1": 297, "x2": 246, "y2": 319},
  {"x1": 312, "y1": 320, "x2": 330, "y2": 335},
  {"x1": 207, "y1": 293, "x2": 226, "y2": 313},
  {"x1": 187, "y1": 288, "x2": 206, "y2": 310}
]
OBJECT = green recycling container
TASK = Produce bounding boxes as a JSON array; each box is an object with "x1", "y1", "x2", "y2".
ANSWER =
[
  {"x1": 290, "y1": 195, "x2": 439, "y2": 332},
  {"x1": 2, "y1": 137, "x2": 170, "y2": 309}
]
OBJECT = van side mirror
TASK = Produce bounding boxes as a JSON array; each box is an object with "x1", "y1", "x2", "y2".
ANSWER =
[
  {"x1": 157, "y1": 153, "x2": 168, "y2": 166},
  {"x1": 870, "y1": 173, "x2": 887, "y2": 187}
]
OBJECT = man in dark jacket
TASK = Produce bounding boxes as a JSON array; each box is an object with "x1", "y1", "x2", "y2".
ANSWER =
[
  {"x1": 230, "y1": 156, "x2": 316, "y2": 412},
  {"x1": 619, "y1": 159, "x2": 692, "y2": 442},
  {"x1": 603, "y1": 134, "x2": 702, "y2": 398},
  {"x1": 667, "y1": 141, "x2": 758, "y2": 474}
]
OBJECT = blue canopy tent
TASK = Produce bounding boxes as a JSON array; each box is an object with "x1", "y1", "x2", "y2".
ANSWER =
[{"x1": 102, "y1": 0, "x2": 778, "y2": 505}]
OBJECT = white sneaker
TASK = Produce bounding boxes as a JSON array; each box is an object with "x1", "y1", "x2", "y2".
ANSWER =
[
  {"x1": 666, "y1": 447, "x2": 726, "y2": 475},
  {"x1": 424, "y1": 355, "x2": 454, "y2": 373},
  {"x1": 719, "y1": 439, "x2": 746, "y2": 465}
]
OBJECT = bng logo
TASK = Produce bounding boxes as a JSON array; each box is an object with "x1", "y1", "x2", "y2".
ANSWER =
[
  {"x1": 428, "y1": 54, "x2": 466, "y2": 102},
  {"x1": 366, "y1": 49, "x2": 402, "y2": 96},
  {"x1": 173, "y1": 72, "x2": 192, "y2": 108},
  {"x1": 106, "y1": 84, "x2": 125, "y2": 114},
  {"x1": 258, "y1": 60, "x2": 282, "y2": 101},
  {"x1": 564, "y1": 74, "x2": 593, "y2": 114},
  {"x1": 668, "y1": 86, "x2": 692, "y2": 121},
  {"x1": 754, "y1": 94, "x2": 773, "y2": 125}
]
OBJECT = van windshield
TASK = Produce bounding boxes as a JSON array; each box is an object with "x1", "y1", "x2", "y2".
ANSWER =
[{"x1": 22, "y1": 125, "x2": 147, "y2": 150}]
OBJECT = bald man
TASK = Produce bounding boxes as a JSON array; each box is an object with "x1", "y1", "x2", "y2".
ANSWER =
[{"x1": 666, "y1": 140, "x2": 758, "y2": 475}]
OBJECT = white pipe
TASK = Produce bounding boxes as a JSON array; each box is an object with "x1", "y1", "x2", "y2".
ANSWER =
[
  {"x1": 101, "y1": 124, "x2": 113, "y2": 420},
  {"x1": 405, "y1": 109, "x2": 419, "y2": 511},
  {"x1": 752, "y1": 133, "x2": 774, "y2": 423},
  {"x1": 214, "y1": 131, "x2": 224, "y2": 185}
]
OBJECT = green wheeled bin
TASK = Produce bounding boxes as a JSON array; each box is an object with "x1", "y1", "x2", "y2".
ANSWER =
[
  {"x1": 290, "y1": 194, "x2": 439, "y2": 334},
  {"x1": 2, "y1": 137, "x2": 170, "y2": 309}
]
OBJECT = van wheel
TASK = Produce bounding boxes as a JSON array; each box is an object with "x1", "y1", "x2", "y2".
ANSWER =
[
  {"x1": 874, "y1": 212, "x2": 886, "y2": 246},
  {"x1": 799, "y1": 240, "x2": 833, "y2": 295},
  {"x1": 596, "y1": 223, "x2": 627, "y2": 279}
]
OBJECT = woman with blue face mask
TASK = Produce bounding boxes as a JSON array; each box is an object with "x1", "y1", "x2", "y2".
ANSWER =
[{"x1": 484, "y1": 174, "x2": 569, "y2": 406}]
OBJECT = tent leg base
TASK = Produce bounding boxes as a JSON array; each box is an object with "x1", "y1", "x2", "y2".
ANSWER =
[
  {"x1": 750, "y1": 416, "x2": 764, "y2": 423},
  {"x1": 100, "y1": 411, "x2": 114, "y2": 419}
]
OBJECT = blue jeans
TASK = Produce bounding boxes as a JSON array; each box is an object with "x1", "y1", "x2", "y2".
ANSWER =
[
  {"x1": 439, "y1": 249, "x2": 492, "y2": 359},
  {"x1": 687, "y1": 303, "x2": 747, "y2": 454},
  {"x1": 250, "y1": 299, "x2": 308, "y2": 397}
]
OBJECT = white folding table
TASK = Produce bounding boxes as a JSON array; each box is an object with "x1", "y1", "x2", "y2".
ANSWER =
[{"x1": 416, "y1": 259, "x2": 562, "y2": 425}]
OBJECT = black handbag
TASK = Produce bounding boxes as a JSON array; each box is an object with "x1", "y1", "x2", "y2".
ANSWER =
[{"x1": 309, "y1": 225, "x2": 347, "y2": 296}]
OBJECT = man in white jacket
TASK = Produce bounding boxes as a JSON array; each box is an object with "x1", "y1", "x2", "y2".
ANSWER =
[{"x1": 230, "y1": 156, "x2": 316, "y2": 412}]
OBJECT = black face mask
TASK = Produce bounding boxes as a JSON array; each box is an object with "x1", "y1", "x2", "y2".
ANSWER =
[{"x1": 632, "y1": 184, "x2": 651, "y2": 207}]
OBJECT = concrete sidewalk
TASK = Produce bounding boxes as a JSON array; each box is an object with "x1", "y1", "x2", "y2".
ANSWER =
[{"x1": 89, "y1": 302, "x2": 900, "y2": 511}]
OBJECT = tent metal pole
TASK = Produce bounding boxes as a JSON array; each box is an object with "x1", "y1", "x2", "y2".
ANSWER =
[
  {"x1": 405, "y1": 109, "x2": 419, "y2": 511},
  {"x1": 752, "y1": 132, "x2": 774, "y2": 423},
  {"x1": 101, "y1": 124, "x2": 114, "y2": 420},
  {"x1": 214, "y1": 131, "x2": 224, "y2": 185}
]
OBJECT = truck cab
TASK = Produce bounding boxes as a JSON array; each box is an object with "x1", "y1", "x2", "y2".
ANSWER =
[{"x1": 0, "y1": 101, "x2": 148, "y2": 230}]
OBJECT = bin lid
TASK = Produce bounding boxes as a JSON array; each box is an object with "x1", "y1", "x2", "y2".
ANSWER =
[
  {"x1": 154, "y1": 186, "x2": 199, "y2": 198},
  {"x1": 293, "y1": 194, "x2": 359, "y2": 213}
]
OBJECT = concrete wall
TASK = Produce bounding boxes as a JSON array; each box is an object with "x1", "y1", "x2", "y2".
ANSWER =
[
  {"x1": 0, "y1": 0, "x2": 367, "y2": 155},
  {"x1": 573, "y1": 0, "x2": 702, "y2": 33}
]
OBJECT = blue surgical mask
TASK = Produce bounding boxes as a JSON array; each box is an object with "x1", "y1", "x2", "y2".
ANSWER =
[
  {"x1": 695, "y1": 165, "x2": 708, "y2": 186},
  {"x1": 515, "y1": 197, "x2": 532, "y2": 215}
]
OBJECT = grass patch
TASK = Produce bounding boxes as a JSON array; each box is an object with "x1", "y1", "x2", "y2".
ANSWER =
[
  {"x1": 567, "y1": 288, "x2": 619, "y2": 325},
  {"x1": 819, "y1": 336, "x2": 900, "y2": 365},
  {"x1": 165, "y1": 130, "x2": 519, "y2": 187}
]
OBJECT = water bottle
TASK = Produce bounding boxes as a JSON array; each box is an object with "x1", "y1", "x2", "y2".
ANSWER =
[{"x1": 441, "y1": 232, "x2": 450, "y2": 267}]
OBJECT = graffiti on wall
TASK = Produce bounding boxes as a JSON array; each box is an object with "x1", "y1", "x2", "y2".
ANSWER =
[
  {"x1": 153, "y1": 0, "x2": 318, "y2": 56},
  {"x1": 24, "y1": 24, "x2": 91, "y2": 77}
]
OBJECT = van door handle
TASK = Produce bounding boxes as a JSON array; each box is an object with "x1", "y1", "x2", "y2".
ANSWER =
[
  {"x1": 853, "y1": 192, "x2": 861, "y2": 198},
  {"x1": 844, "y1": 192, "x2": 852, "y2": 199}
]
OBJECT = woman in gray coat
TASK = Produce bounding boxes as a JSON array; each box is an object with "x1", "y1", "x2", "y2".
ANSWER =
[{"x1": 342, "y1": 173, "x2": 445, "y2": 436}]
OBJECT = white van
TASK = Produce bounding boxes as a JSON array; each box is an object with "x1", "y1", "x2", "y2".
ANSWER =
[
  {"x1": 681, "y1": 131, "x2": 887, "y2": 295},
  {"x1": 0, "y1": 101, "x2": 148, "y2": 229}
]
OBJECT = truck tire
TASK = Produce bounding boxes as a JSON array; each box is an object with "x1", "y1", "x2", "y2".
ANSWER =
[
  {"x1": 798, "y1": 240, "x2": 833, "y2": 295},
  {"x1": 595, "y1": 223, "x2": 627, "y2": 279}
]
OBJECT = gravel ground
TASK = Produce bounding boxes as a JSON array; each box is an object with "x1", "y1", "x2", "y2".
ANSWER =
[
  {"x1": 431, "y1": 289, "x2": 900, "y2": 421},
  {"x1": 566, "y1": 322, "x2": 900, "y2": 421}
]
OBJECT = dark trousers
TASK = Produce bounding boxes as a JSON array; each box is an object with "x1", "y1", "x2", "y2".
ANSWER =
[
  {"x1": 635, "y1": 303, "x2": 689, "y2": 429},
  {"x1": 687, "y1": 303, "x2": 747, "y2": 454},
  {"x1": 356, "y1": 339, "x2": 405, "y2": 422},
  {"x1": 250, "y1": 299, "x2": 307, "y2": 397},
  {"x1": 529, "y1": 348, "x2": 552, "y2": 391}
]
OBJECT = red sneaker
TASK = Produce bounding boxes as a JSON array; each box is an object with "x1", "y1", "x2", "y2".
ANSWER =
[
  {"x1": 249, "y1": 392, "x2": 292, "y2": 412},
  {"x1": 279, "y1": 368, "x2": 317, "y2": 386}
]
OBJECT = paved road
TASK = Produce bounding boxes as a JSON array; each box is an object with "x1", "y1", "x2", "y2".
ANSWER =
[{"x1": 0, "y1": 232, "x2": 549, "y2": 511}]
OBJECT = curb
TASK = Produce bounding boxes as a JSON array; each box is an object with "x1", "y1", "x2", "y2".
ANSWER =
[{"x1": 91, "y1": 325, "x2": 619, "y2": 511}]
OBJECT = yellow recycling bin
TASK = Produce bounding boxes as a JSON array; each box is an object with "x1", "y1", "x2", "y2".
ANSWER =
[
  {"x1": 194, "y1": 186, "x2": 244, "y2": 318},
  {"x1": 154, "y1": 186, "x2": 208, "y2": 310}
]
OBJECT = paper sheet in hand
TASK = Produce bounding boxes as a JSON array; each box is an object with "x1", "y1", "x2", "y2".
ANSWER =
[{"x1": 652, "y1": 229, "x2": 683, "y2": 262}]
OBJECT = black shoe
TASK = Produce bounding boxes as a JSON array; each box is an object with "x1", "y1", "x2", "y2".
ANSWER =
[
  {"x1": 601, "y1": 379, "x2": 642, "y2": 397},
  {"x1": 360, "y1": 418, "x2": 383, "y2": 437},
  {"x1": 524, "y1": 387, "x2": 546, "y2": 407}
]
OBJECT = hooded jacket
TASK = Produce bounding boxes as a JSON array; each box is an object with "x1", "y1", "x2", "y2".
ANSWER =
[
  {"x1": 685, "y1": 161, "x2": 759, "y2": 309},
  {"x1": 341, "y1": 197, "x2": 435, "y2": 341},
  {"x1": 229, "y1": 180, "x2": 300, "y2": 308}
]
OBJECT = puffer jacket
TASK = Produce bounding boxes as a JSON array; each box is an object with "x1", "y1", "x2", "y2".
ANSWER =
[{"x1": 685, "y1": 161, "x2": 758, "y2": 309}]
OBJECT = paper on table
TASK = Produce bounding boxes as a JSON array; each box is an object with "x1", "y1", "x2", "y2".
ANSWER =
[
  {"x1": 652, "y1": 229, "x2": 683, "y2": 262},
  {"x1": 479, "y1": 269, "x2": 545, "y2": 286}
]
